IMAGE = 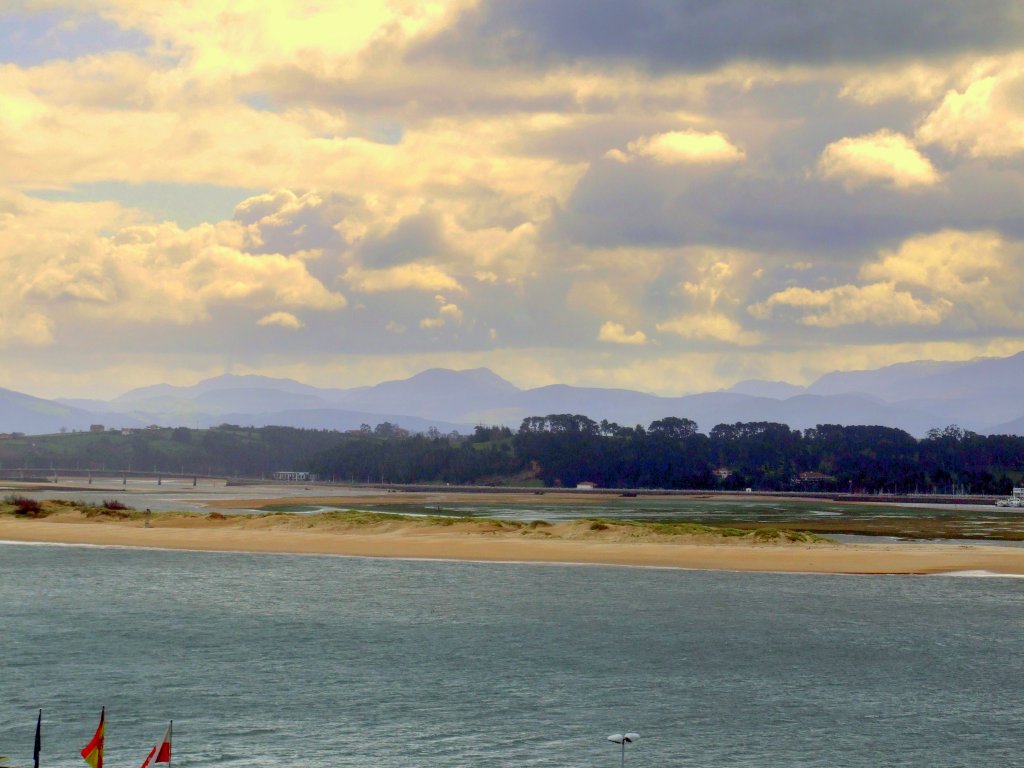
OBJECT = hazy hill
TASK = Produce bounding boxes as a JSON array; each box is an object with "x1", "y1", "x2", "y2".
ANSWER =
[
  {"x1": 806, "y1": 352, "x2": 1024, "y2": 431},
  {"x1": 991, "y1": 414, "x2": 1024, "y2": 435},
  {"x1": 114, "y1": 373, "x2": 331, "y2": 402},
  {"x1": 807, "y1": 359, "x2": 970, "y2": 398},
  {"x1": 332, "y1": 367, "x2": 521, "y2": 421},
  {"x1": 726, "y1": 379, "x2": 807, "y2": 399},
  {"x1": 3, "y1": 351, "x2": 1018, "y2": 437},
  {"x1": 0, "y1": 387, "x2": 142, "y2": 434}
]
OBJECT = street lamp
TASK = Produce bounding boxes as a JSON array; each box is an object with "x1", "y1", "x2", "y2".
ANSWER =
[{"x1": 607, "y1": 732, "x2": 640, "y2": 767}]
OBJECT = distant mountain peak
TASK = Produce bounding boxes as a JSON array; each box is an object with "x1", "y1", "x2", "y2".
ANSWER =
[
  {"x1": 726, "y1": 379, "x2": 806, "y2": 399},
  {"x1": 393, "y1": 367, "x2": 521, "y2": 393},
  {"x1": 11, "y1": 352, "x2": 1017, "y2": 438},
  {"x1": 115, "y1": 372, "x2": 329, "y2": 402}
]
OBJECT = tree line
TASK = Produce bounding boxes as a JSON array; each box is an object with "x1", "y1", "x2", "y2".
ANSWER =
[
  {"x1": 311, "y1": 417, "x2": 1024, "y2": 494},
  {"x1": 1, "y1": 419, "x2": 1021, "y2": 494}
]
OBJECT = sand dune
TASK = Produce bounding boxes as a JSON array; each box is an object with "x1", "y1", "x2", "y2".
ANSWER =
[{"x1": 2, "y1": 510, "x2": 1023, "y2": 575}]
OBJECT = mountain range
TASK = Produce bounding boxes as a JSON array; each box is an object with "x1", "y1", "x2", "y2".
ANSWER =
[{"x1": 1, "y1": 352, "x2": 1022, "y2": 437}]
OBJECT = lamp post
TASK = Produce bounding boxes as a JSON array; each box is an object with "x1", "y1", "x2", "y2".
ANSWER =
[{"x1": 607, "y1": 732, "x2": 640, "y2": 767}]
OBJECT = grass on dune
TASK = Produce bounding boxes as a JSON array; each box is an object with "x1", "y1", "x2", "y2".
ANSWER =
[
  {"x1": 581, "y1": 517, "x2": 828, "y2": 543},
  {"x1": 0, "y1": 500, "x2": 824, "y2": 542}
]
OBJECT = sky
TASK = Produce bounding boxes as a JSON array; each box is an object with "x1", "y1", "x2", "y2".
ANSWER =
[{"x1": 3, "y1": 0, "x2": 1024, "y2": 399}]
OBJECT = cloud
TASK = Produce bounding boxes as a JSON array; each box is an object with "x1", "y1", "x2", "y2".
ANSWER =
[
  {"x1": 916, "y1": 59, "x2": 1024, "y2": 157},
  {"x1": 750, "y1": 229, "x2": 1024, "y2": 330},
  {"x1": 608, "y1": 130, "x2": 744, "y2": 165},
  {"x1": 598, "y1": 321, "x2": 648, "y2": 345},
  {"x1": 422, "y1": 0, "x2": 1024, "y2": 71},
  {"x1": 420, "y1": 295, "x2": 463, "y2": 328},
  {"x1": 0, "y1": 309, "x2": 54, "y2": 349},
  {"x1": 0, "y1": 192, "x2": 346, "y2": 341},
  {"x1": 3, "y1": 2, "x2": 1024, "y2": 398},
  {"x1": 861, "y1": 229, "x2": 1003, "y2": 290},
  {"x1": 345, "y1": 264, "x2": 464, "y2": 293},
  {"x1": 235, "y1": 189, "x2": 359, "y2": 254},
  {"x1": 0, "y1": 56, "x2": 587, "y2": 225},
  {"x1": 656, "y1": 312, "x2": 759, "y2": 344},
  {"x1": 839, "y1": 61, "x2": 962, "y2": 104},
  {"x1": 644, "y1": 248, "x2": 764, "y2": 345},
  {"x1": 257, "y1": 311, "x2": 303, "y2": 330},
  {"x1": 749, "y1": 283, "x2": 950, "y2": 327},
  {"x1": 98, "y1": 224, "x2": 347, "y2": 323},
  {"x1": 356, "y1": 212, "x2": 447, "y2": 268},
  {"x1": 818, "y1": 130, "x2": 940, "y2": 189},
  {"x1": 86, "y1": 1, "x2": 464, "y2": 79}
]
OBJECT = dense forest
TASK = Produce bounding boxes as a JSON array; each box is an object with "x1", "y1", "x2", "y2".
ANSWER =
[
  {"x1": 3, "y1": 417, "x2": 1021, "y2": 494},
  {"x1": 311, "y1": 417, "x2": 1024, "y2": 494},
  {"x1": 0, "y1": 425, "x2": 344, "y2": 479}
]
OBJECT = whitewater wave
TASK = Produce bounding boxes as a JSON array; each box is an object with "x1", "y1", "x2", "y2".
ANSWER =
[{"x1": 934, "y1": 569, "x2": 1024, "y2": 579}]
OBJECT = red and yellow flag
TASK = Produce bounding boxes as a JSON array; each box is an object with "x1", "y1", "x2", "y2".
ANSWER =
[{"x1": 81, "y1": 708, "x2": 105, "y2": 768}]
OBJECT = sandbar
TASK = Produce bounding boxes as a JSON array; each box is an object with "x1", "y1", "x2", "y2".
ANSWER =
[{"x1": 2, "y1": 511, "x2": 1023, "y2": 575}]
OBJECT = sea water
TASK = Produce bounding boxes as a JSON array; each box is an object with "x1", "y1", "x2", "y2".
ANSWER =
[{"x1": 1, "y1": 543, "x2": 1022, "y2": 767}]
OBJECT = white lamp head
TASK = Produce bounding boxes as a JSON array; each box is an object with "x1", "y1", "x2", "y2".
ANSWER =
[{"x1": 608, "y1": 733, "x2": 640, "y2": 744}]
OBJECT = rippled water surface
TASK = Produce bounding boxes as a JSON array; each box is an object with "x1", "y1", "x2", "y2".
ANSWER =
[{"x1": 2, "y1": 543, "x2": 1022, "y2": 767}]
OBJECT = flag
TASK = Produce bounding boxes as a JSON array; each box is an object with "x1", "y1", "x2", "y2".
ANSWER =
[
  {"x1": 33, "y1": 710, "x2": 41, "y2": 768},
  {"x1": 81, "y1": 708, "x2": 104, "y2": 768},
  {"x1": 140, "y1": 721, "x2": 172, "y2": 768}
]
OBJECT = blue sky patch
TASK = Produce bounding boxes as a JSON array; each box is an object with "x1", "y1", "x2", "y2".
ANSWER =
[
  {"x1": 1, "y1": 9, "x2": 150, "y2": 66},
  {"x1": 30, "y1": 181, "x2": 261, "y2": 229}
]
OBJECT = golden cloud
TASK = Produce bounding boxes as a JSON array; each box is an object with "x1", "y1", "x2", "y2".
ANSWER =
[
  {"x1": 345, "y1": 263, "x2": 463, "y2": 293},
  {"x1": 917, "y1": 59, "x2": 1024, "y2": 157},
  {"x1": 0, "y1": 192, "x2": 345, "y2": 334},
  {"x1": 608, "y1": 130, "x2": 745, "y2": 165},
  {"x1": 838, "y1": 60, "x2": 961, "y2": 105},
  {"x1": 257, "y1": 311, "x2": 304, "y2": 330},
  {"x1": 750, "y1": 230, "x2": 1024, "y2": 329},
  {"x1": 861, "y1": 229, "x2": 1003, "y2": 292},
  {"x1": 818, "y1": 130, "x2": 940, "y2": 189},
  {"x1": 749, "y1": 283, "x2": 950, "y2": 327},
  {"x1": 420, "y1": 295, "x2": 463, "y2": 329},
  {"x1": 656, "y1": 313, "x2": 759, "y2": 345},
  {"x1": 88, "y1": 1, "x2": 467, "y2": 78},
  {"x1": 597, "y1": 321, "x2": 648, "y2": 345}
]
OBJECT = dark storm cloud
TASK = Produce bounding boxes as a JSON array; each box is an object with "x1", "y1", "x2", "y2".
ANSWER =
[
  {"x1": 418, "y1": 0, "x2": 1024, "y2": 71},
  {"x1": 356, "y1": 213, "x2": 448, "y2": 269},
  {"x1": 551, "y1": 154, "x2": 1024, "y2": 256}
]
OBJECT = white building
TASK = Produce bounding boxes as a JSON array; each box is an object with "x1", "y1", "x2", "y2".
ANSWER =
[{"x1": 272, "y1": 471, "x2": 317, "y2": 482}]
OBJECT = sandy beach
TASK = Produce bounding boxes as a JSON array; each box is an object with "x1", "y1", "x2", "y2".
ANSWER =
[{"x1": 2, "y1": 510, "x2": 1023, "y2": 575}]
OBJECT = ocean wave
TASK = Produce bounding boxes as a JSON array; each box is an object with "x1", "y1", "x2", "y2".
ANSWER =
[{"x1": 933, "y1": 569, "x2": 1024, "y2": 579}]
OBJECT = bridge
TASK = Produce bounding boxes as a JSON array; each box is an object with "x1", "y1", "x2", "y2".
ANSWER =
[{"x1": 0, "y1": 468, "x2": 230, "y2": 486}]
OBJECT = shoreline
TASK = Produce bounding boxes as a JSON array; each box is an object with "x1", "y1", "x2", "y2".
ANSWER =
[{"x1": 3, "y1": 512, "x2": 1024, "y2": 575}]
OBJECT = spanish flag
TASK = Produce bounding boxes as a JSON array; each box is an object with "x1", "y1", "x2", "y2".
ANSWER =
[{"x1": 81, "y1": 708, "x2": 105, "y2": 768}]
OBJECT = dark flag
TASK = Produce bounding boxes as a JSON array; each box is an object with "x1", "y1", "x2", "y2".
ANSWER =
[{"x1": 33, "y1": 710, "x2": 41, "y2": 768}]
